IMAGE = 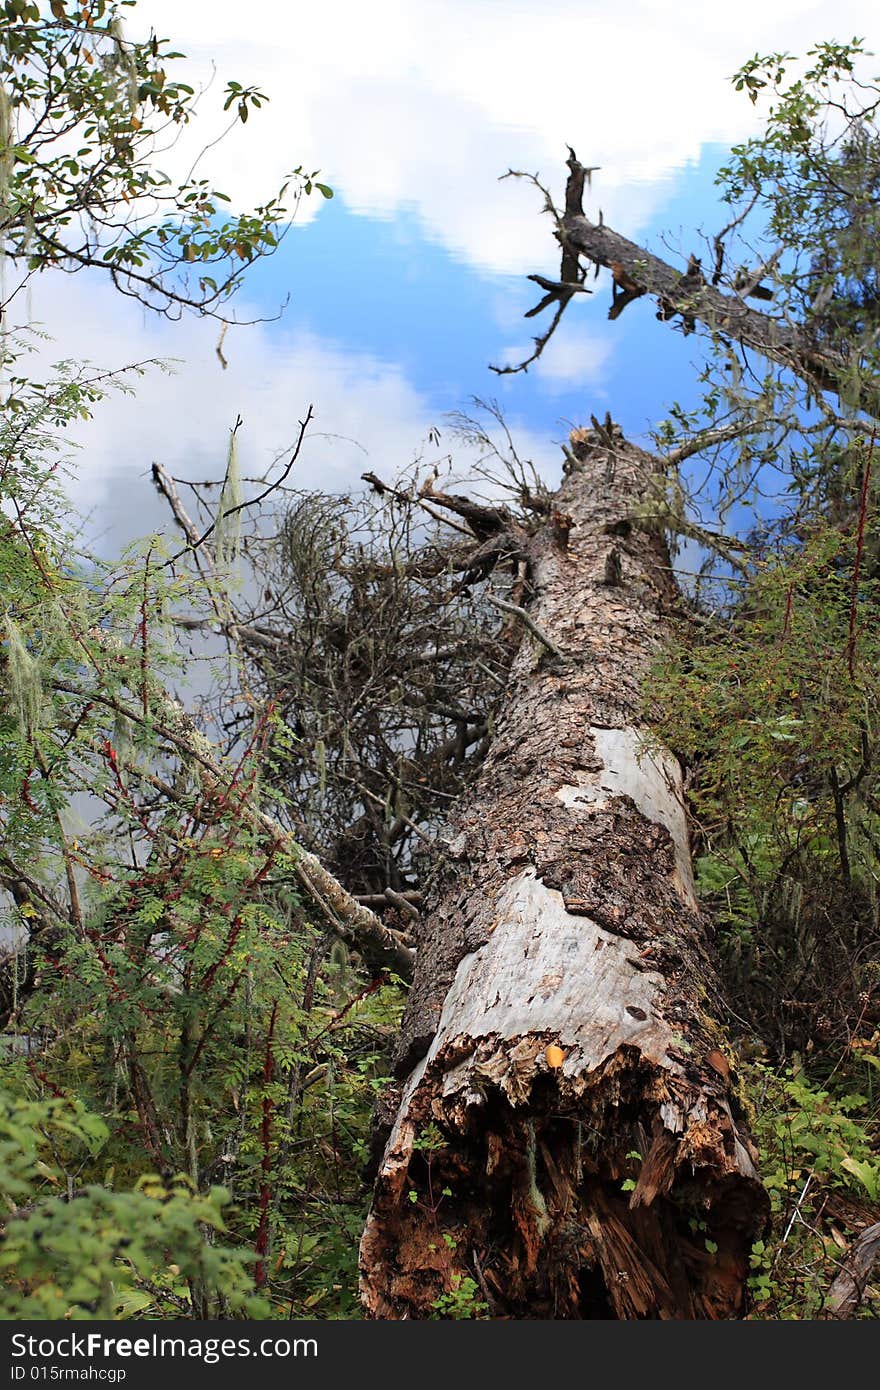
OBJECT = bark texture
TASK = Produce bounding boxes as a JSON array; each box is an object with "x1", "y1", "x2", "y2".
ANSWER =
[{"x1": 360, "y1": 425, "x2": 768, "y2": 1319}]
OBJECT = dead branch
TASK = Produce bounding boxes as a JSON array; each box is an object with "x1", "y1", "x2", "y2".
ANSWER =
[
  {"x1": 824, "y1": 1222, "x2": 880, "y2": 1317},
  {"x1": 501, "y1": 149, "x2": 880, "y2": 418},
  {"x1": 485, "y1": 593, "x2": 565, "y2": 660}
]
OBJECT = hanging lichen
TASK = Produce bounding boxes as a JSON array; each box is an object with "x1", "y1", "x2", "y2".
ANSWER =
[
  {"x1": 0, "y1": 81, "x2": 13, "y2": 211},
  {"x1": 314, "y1": 737, "x2": 326, "y2": 794},
  {"x1": 213, "y1": 428, "x2": 243, "y2": 568},
  {"x1": 112, "y1": 710, "x2": 135, "y2": 769},
  {"x1": 0, "y1": 80, "x2": 12, "y2": 368},
  {"x1": 108, "y1": 17, "x2": 140, "y2": 114},
  {"x1": 3, "y1": 614, "x2": 42, "y2": 737}
]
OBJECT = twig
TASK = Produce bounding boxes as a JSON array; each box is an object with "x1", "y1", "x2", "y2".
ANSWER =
[
  {"x1": 215, "y1": 322, "x2": 229, "y2": 370},
  {"x1": 782, "y1": 1173, "x2": 813, "y2": 1243},
  {"x1": 485, "y1": 594, "x2": 565, "y2": 661},
  {"x1": 162, "y1": 406, "x2": 314, "y2": 567},
  {"x1": 489, "y1": 157, "x2": 595, "y2": 376},
  {"x1": 383, "y1": 888, "x2": 421, "y2": 921},
  {"x1": 847, "y1": 430, "x2": 874, "y2": 678},
  {"x1": 711, "y1": 192, "x2": 760, "y2": 285},
  {"x1": 152, "y1": 462, "x2": 206, "y2": 554},
  {"x1": 361, "y1": 471, "x2": 482, "y2": 540},
  {"x1": 472, "y1": 1249, "x2": 497, "y2": 1314},
  {"x1": 355, "y1": 890, "x2": 422, "y2": 909}
]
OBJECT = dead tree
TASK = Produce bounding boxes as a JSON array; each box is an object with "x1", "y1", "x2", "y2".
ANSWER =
[
  {"x1": 494, "y1": 150, "x2": 880, "y2": 422},
  {"x1": 360, "y1": 142, "x2": 880, "y2": 1317},
  {"x1": 360, "y1": 422, "x2": 767, "y2": 1319}
]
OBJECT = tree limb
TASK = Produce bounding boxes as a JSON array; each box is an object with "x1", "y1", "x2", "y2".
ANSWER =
[
  {"x1": 508, "y1": 150, "x2": 880, "y2": 419},
  {"x1": 824, "y1": 1222, "x2": 880, "y2": 1317},
  {"x1": 485, "y1": 594, "x2": 566, "y2": 660}
]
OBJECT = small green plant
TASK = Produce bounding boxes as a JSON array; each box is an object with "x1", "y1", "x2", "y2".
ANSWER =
[
  {"x1": 431, "y1": 1273, "x2": 488, "y2": 1321},
  {"x1": 412, "y1": 1122, "x2": 447, "y2": 1154},
  {"x1": 741, "y1": 1059, "x2": 880, "y2": 1317}
]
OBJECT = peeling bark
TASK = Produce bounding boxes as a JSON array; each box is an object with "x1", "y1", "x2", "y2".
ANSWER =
[{"x1": 360, "y1": 425, "x2": 768, "y2": 1319}]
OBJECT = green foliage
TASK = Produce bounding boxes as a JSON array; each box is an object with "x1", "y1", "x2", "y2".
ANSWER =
[
  {"x1": 649, "y1": 506, "x2": 880, "y2": 1051},
  {"x1": 721, "y1": 40, "x2": 880, "y2": 361},
  {"x1": 649, "y1": 40, "x2": 880, "y2": 582},
  {"x1": 431, "y1": 1274, "x2": 488, "y2": 1321},
  {"x1": 0, "y1": 366, "x2": 404, "y2": 1318},
  {"x1": 412, "y1": 1122, "x2": 447, "y2": 1154},
  {"x1": 755, "y1": 1064, "x2": 880, "y2": 1200},
  {"x1": 6, "y1": 7, "x2": 875, "y2": 1325},
  {"x1": 743, "y1": 1059, "x2": 880, "y2": 1317},
  {"x1": 0, "y1": 0, "x2": 331, "y2": 318},
  {"x1": 649, "y1": 430, "x2": 880, "y2": 1316},
  {"x1": 0, "y1": 1090, "x2": 265, "y2": 1318}
]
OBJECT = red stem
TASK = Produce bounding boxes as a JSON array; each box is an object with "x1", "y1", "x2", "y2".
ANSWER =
[
  {"x1": 781, "y1": 581, "x2": 793, "y2": 642},
  {"x1": 848, "y1": 432, "x2": 875, "y2": 679},
  {"x1": 254, "y1": 1002, "x2": 278, "y2": 1289}
]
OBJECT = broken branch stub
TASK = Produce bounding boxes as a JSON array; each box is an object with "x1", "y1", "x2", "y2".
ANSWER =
[{"x1": 360, "y1": 426, "x2": 768, "y2": 1319}]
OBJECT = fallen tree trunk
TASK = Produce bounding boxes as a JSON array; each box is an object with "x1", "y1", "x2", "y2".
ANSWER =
[{"x1": 360, "y1": 423, "x2": 768, "y2": 1319}]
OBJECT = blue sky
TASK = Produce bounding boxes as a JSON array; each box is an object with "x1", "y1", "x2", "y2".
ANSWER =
[
  {"x1": 219, "y1": 140, "x2": 731, "y2": 467},
  {"x1": 14, "y1": 0, "x2": 875, "y2": 548}
]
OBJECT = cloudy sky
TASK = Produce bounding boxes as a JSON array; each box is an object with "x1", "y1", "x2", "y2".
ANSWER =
[{"x1": 16, "y1": 0, "x2": 879, "y2": 548}]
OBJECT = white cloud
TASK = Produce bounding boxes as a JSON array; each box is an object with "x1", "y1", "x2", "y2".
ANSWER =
[
  {"x1": 128, "y1": 0, "x2": 879, "y2": 274},
  {"x1": 17, "y1": 274, "x2": 561, "y2": 550},
  {"x1": 534, "y1": 326, "x2": 614, "y2": 394}
]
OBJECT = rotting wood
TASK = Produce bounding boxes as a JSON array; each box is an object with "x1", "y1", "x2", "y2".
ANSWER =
[{"x1": 359, "y1": 423, "x2": 768, "y2": 1320}]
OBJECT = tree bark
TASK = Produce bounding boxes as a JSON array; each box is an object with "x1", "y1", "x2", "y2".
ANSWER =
[{"x1": 360, "y1": 424, "x2": 768, "y2": 1319}]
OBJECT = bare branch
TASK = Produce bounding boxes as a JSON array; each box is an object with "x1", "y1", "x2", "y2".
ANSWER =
[
  {"x1": 501, "y1": 149, "x2": 880, "y2": 418},
  {"x1": 485, "y1": 594, "x2": 566, "y2": 661},
  {"x1": 824, "y1": 1222, "x2": 880, "y2": 1317}
]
